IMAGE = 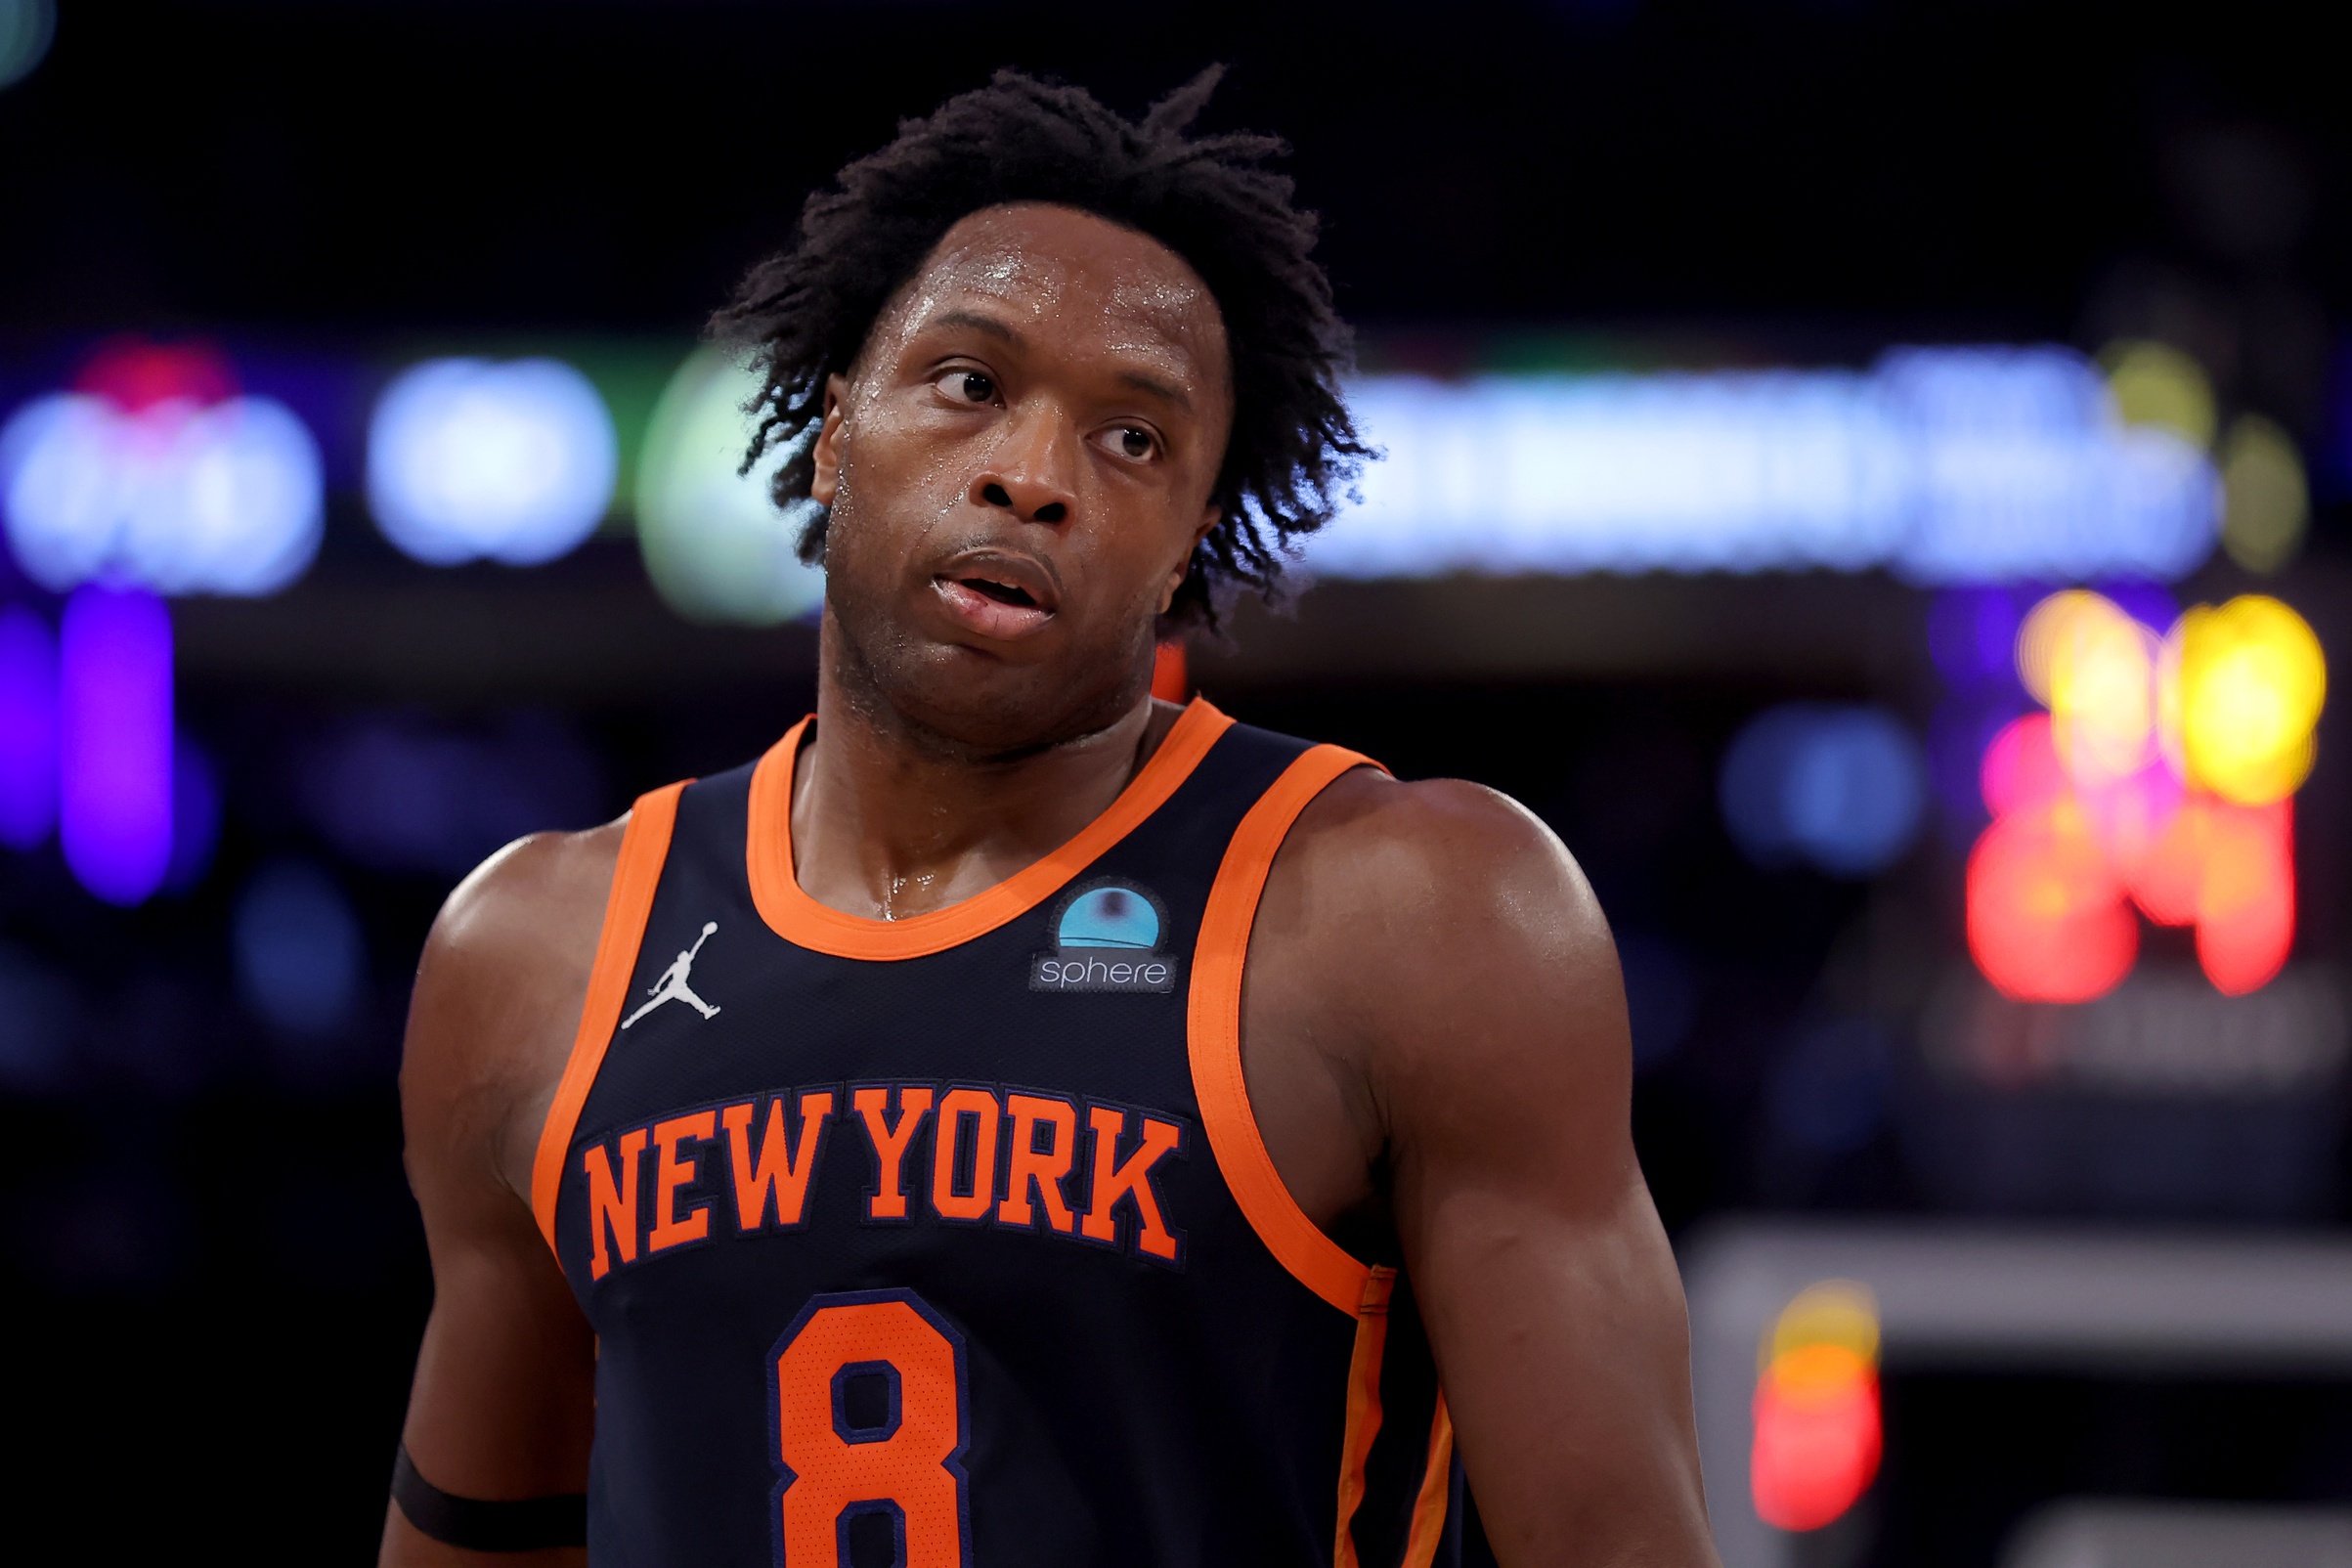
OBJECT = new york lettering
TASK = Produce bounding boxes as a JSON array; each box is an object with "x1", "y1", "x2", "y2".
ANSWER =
[{"x1": 580, "y1": 1082, "x2": 1185, "y2": 1281}]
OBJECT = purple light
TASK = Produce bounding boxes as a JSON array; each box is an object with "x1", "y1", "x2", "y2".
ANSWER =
[
  {"x1": 0, "y1": 604, "x2": 59, "y2": 850},
  {"x1": 60, "y1": 585, "x2": 173, "y2": 905},
  {"x1": 1926, "y1": 586, "x2": 2030, "y2": 692}
]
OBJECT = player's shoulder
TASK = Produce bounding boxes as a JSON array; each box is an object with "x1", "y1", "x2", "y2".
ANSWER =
[
  {"x1": 426, "y1": 817, "x2": 628, "y2": 973},
  {"x1": 402, "y1": 818, "x2": 630, "y2": 1179},
  {"x1": 1288, "y1": 764, "x2": 1590, "y2": 897},
  {"x1": 1272, "y1": 763, "x2": 1615, "y2": 976}
]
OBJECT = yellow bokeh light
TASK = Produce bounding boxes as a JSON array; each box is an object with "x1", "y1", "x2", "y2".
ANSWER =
[
  {"x1": 2018, "y1": 590, "x2": 2158, "y2": 783},
  {"x1": 2103, "y1": 339, "x2": 2217, "y2": 450},
  {"x1": 1764, "y1": 1280, "x2": 1881, "y2": 1372},
  {"x1": 2167, "y1": 595, "x2": 2327, "y2": 805},
  {"x1": 2220, "y1": 414, "x2": 2309, "y2": 575}
]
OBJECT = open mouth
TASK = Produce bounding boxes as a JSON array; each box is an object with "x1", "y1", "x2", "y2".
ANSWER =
[
  {"x1": 956, "y1": 573, "x2": 1041, "y2": 610},
  {"x1": 931, "y1": 550, "x2": 1060, "y2": 639}
]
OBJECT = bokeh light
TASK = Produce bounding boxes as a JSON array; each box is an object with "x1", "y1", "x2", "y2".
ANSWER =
[
  {"x1": 1720, "y1": 704, "x2": 1927, "y2": 877},
  {"x1": 1968, "y1": 589, "x2": 2324, "y2": 1001},
  {"x1": 2101, "y1": 338, "x2": 2217, "y2": 449},
  {"x1": 0, "y1": 0, "x2": 55, "y2": 91},
  {"x1": 57, "y1": 586, "x2": 174, "y2": 906},
  {"x1": 2017, "y1": 590, "x2": 2159, "y2": 786},
  {"x1": 0, "y1": 380, "x2": 325, "y2": 597},
  {"x1": 1313, "y1": 346, "x2": 2220, "y2": 585},
  {"x1": 234, "y1": 860, "x2": 365, "y2": 1039},
  {"x1": 166, "y1": 736, "x2": 221, "y2": 894},
  {"x1": 1967, "y1": 787, "x2": 2140, "y2": 1004},
  {"x1": 2168, "y1": 594, "x2": 2326, "y2": 806},
  {"x1": 1752, "y1": 1281, "x2": 1882, "y2": 1533},
  {"x1": 2218, "y1": 414, "x2": 2309, "y2": 574},
  {"x1": 0, "y1": 605, "x2": 59, "y2": 850},
  {"x1": 367, "y1": 357, "x2": 618, "y2": 567},
  {"x1": 634, "y1": 346, "x2": 826, "y2": 625}
]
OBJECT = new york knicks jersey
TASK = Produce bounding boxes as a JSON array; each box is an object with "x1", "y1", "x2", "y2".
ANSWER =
[{"x1": 533, "y1": 699, "x2": 1459, "y2": 1566}]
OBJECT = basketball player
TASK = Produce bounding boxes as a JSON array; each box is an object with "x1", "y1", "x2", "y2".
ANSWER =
[{"x1": 385, "y1": 71, "x2": 1718, "y2": 1568}]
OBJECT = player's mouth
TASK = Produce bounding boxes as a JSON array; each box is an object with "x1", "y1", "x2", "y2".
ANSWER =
[{"x1": 931, "y1": 550, "x2": 1062, "y2": 641}]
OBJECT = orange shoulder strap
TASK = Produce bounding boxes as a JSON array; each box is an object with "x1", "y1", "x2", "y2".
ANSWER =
[
  {"x1": 1186, "y1": 742, "x2": 1385, "y2": 1317},
  {"x1": 530, "y1": 781, "x2": 687, "y2": 1252}
]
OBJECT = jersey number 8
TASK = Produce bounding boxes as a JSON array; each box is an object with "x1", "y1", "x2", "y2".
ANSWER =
[{"x1": 771, "y1": 1289, "x2": 973, "y2": 1567}]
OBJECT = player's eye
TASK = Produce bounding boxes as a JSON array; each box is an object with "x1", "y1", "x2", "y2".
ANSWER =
[
  {"x1": 936, "y1": 370, "x2": 996, "y2": 405},
  {"x1": 1106, "y1": 426, "x2": 1157, "y2": 461}
]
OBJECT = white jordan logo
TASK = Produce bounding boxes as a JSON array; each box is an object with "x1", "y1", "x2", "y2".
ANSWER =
[{"x1": 622, "y1": 922, "x2": 721, "y2": 1029}]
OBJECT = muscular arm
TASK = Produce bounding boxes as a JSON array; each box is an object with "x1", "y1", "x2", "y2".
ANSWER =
[
  {"x1": 1247, "y1": 776, "x2": 1718, "y2": 1567},
  {"x1": 380, "y1": 825, "x2": 623, "y2": 1567}
]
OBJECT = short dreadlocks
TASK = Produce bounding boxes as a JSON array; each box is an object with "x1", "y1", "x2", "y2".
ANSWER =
[{"x1": 712, "y1": 67, "x2": 1367, "y2": 628}]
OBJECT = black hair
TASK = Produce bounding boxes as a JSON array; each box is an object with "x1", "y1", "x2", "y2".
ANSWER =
[{"x1": 712, "y1": 66, "x2": 1367, "y2": 629}]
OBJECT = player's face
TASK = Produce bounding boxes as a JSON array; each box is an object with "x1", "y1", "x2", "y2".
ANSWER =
[{"x1": 809, "y1": 202, "x2": 1233, "y2": 752}]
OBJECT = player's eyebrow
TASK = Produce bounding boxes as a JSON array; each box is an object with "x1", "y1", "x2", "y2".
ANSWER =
[
  {"x1": 1115, "y1": 370, "x2": 1193, "y2": 413},
  {"x1": 925, "y1": 308, "x2": 1196, "y2": 413},
  {"x1": 927, "y1": 309, "x2": 1023, "y2": 344}
]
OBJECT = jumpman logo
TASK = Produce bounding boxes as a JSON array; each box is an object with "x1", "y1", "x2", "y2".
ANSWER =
[{"x1": 621, "y1": 922, "x2": 721, "y2": 1029}]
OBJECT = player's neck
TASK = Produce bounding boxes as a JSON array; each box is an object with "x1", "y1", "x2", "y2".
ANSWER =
[{"x1": 790, "y1": 625, "x2": 1168, "y2": 923}]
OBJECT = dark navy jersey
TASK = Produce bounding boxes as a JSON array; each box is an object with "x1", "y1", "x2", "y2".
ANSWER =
[{"x1": 532, "y1": 700, "x2": 1458, "y2": 1568}]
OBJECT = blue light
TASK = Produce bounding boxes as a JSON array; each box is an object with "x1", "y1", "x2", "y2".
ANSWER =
[
  {"x1": 164, "y1": 736, "x2": 221, "y2": 893},
  {"x1": 1720, "y1": 703, "x2": 1927, "y2": 877},
  {"x1": 57, "y1": 586, "x2": 173, "y2": 905},
  {"x1": 0, "y1": 392, "x2": 324, "y2": 596},
  {"x1": 0, "y1": 604, "x2": 58, "y2": 850},
  {"x1": 0, "y1": 941, "x2": 76, "y2": 1095},
  {"x1": 298, "y1": 712, "x2": 607, "y2": 878},
  {"x1": 368, "y1": 358, "x2": 618, "y2": 567},
  {"x1": 234, "y1": 860, "x2": 364, "y2": 1039},
  {"x1": 1308, "y1": 347, "x2": 2221, "y2": 585},
  {"x1": 1764, "y1": 1018, "x2": 1893, "y2": 1155},
  {"x1": 1, "y1": 0, "x2": 56, "y2": 92}
]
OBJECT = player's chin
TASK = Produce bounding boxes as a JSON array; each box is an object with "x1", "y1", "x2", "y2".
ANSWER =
[{"x1": 903, "y1": 640, "x2": 1140, "y2": 754}]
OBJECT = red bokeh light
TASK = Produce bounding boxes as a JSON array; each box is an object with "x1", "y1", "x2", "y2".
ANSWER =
[
  {"x1": 1967, "y1": 804, "x2": 2139, "y2": 1003},
  {"x1": 1752, "y1": 1345, "x2": 1883, "y2": 1533},
  {"x1": 2196, "y1": 801, "x2": 2294, "y2": 995},
  {"x1": 72, "y1": 337, "x2": 238, "y2": 414}
]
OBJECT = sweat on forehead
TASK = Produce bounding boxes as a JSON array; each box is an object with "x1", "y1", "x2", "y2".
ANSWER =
[{"x1": 860, "y1": 204, "x2": 1232, "y2": 384}]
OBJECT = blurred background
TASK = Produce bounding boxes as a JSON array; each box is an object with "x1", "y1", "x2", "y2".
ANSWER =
[{"x1": 3, "y1": 1, "x2": 2348, "y2": 1563}]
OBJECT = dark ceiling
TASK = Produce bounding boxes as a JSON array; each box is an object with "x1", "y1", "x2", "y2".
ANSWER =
[{"x1": 2, "y1": 0, "x2": 2341, "y2": 345}]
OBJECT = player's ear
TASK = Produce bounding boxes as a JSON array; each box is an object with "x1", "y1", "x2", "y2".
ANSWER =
[
  {"x1": 1156, "y1": 505, "x2": 1219, "y2": 616},
  {"x1": 809, "y1": 374, "x2": 852, "y2": 506}
]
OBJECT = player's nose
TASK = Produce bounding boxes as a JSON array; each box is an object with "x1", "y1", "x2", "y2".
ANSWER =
[{"x1": 969, "y1": 405, "x2": 1076, "y2": 525}]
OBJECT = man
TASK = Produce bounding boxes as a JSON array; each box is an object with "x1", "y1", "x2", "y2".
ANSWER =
[{"x1": 386, "y1": 70, "x2": 1718, "y2": 1568}]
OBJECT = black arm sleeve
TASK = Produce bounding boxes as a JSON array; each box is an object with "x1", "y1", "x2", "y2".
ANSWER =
[{"x1": 390, "y1": 1444, "x2": 588, "y2": 1552}]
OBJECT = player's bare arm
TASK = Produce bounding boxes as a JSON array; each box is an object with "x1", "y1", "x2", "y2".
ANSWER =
[
  {"x1": 1247, "y1": 775, "x2": 1720, "y2": 1564},
  {"x1": 384, "y1": 828, "x2": 615, "y2": 1565}
]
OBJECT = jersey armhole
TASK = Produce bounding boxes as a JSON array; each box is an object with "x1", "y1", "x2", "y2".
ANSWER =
[
  {"x1": 1185, "y1": 743, "x2": 1388, "y2": 1318},
  {"x1": 529, "y1": 780, "x2": 689, "y2": 1252}
]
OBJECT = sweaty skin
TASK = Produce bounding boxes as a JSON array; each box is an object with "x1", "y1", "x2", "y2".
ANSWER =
[{"x1": 385, "y1": 203, "x2": 1719, "y2": 1567}]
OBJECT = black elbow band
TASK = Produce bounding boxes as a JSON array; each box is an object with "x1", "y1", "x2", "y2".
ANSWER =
[{"x1": 391, "y1": 1444, "x2": 588, "y2": 1552}]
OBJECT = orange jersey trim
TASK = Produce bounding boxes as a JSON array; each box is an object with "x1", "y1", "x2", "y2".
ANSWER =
[
  {"x1": 531, "y1": 781, "x2": 687, "y2": 1252},
  {"x1": 1401, "y1": 1397, "x2": 1456, "y2": 1568},
  {"x1": 1186, "y1": 741, "x2": 1383, "y2": 1317},
  {"x1": 1333, "y1": 1267, "x2": 1397, "y2": 1568},
  {"x1": 745, "y1": 698, "x2": 1234, "y2": 961}
]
